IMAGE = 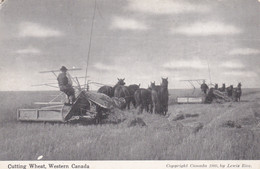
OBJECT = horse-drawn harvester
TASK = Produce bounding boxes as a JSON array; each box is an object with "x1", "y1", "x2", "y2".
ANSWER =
[
  {"x1": 176, "y1": 79, "x2": 241, "y2": 104},
  {"x1": 17, "y1": 68, "x2": 125, "y2": 123}
]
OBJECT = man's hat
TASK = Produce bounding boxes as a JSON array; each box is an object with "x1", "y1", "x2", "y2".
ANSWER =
[{"x1": 60, "y1": 66, "x2": 68, "y2": 71}]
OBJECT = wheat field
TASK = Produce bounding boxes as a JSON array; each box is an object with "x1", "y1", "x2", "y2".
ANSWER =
[{"x1": 0, "y1": 89, "x2": 260, "y2": 160}]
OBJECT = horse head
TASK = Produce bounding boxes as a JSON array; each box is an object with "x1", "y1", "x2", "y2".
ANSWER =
[
  {"x1": 161, "y1": 77, "x2": 168, "y2": 88},
  {"x1": 150, "y1": 81, "x2": 156, "y2": 89},
  {"x1": 215, "y1": 83, "x2": 218, "y2": 89},
  {"x1": 117, "y1": 78, "x2": 126, "y2": 86}
]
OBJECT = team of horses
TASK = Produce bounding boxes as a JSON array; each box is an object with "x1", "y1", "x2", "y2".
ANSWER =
[
  {"x1": 96, "y1": 79, "x2": 241, "y2": 118},
  {"x1": 97, "y1": 78, "x2": 169, "y2": 115},
  {"x1": 215, "y1": 82, "x2": 242, "y2": 101}
]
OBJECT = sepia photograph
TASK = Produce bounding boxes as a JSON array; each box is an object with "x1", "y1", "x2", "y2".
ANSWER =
[{"x1": 0, "y1": 0, "x2": 260, "y2": 167}]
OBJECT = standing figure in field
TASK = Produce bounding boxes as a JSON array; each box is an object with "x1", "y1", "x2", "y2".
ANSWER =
[
  {"x1": 114, "y1": 79, "x2": 130, "y2": 110},
  {"x1": 237, "y1": 83, "x2": 242, "y2": 101},
  {"x1": 150, "y1": 82, "x2": 161, "y2": 114},
  {"x1": 97, "y1": 78, "x2": 126, "y2": 97},
  {"x1": 127, "y1": 84, "x2": 140, "y2": 108},
  {"x1": 134, "y1": 88, "x2": 152, "y2": 114},
  {"x1": 159, "y1": 78, "x2": 169, "y2": 115},
  {"x1": 200, "y1": 80, "x2": 209, "y2": 94},
  {"x1": 233, "y1": 83, "x2": 242, "y2": 102},
  {"x1": 57, "y1": 66, "x2": 75, "y2": 105}
]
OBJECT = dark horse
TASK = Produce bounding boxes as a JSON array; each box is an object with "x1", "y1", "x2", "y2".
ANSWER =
[
  {"x1": 219, "y1": 83, "x2": 226, "y2": 92},
  {"x1": 150, "y1": 78, "x2": 169, "y2": 115},
  {"x1": 97, "y1": 78, "x2": 126, "y2": 97},
  {"x1": 114, "y1": 81, "x2": 130, "y2": 110},
  {"x1": 215, "y1": 83, "x2": 218, "y2": 90},
  {"x1": 226, "y1": 85, "x2": 233, "y2": 97},
  {"x1": 127, "y1": 84, "x2": 140, "y2": 109},
  {"x1": 134, "y1": 88, "x2": 152, "y2": 114},
  {"x1": 158, "y1": 78, "x2": 169, "y2": 115},
  {"x1": 233, "y1": 83, "x2": 242, "y2": 102}
]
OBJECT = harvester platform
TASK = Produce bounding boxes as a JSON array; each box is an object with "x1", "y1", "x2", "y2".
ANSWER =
[
  {"x1": 17, "y1": 90, "x2": 119, "y2": 122},
  {"x1": 17, "y1": 91, "x2": 91, "y2": 122},
  {"x1": 177, "y1": 96, "x2": 205, "y2": 104}
]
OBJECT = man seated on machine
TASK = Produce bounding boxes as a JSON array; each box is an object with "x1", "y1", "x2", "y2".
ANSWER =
[{"x1": 57, "y1": 66, "x2": 75, "y2": 105}]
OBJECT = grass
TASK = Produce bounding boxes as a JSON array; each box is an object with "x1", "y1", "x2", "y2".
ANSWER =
[{"x1": 0, "y1": 89, "x2": 260, "y2": 160}]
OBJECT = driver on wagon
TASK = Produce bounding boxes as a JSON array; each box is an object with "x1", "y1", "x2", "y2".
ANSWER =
[{"x1": 57, "y1": 66, "x2": 75, "y2": 105}]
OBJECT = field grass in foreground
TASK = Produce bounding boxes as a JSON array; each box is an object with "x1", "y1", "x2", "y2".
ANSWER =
[{"x1": 0, "y1": 89, "x2": 260, "y2": 160}]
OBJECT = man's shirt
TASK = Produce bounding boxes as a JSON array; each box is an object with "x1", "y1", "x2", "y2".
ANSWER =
[
  {"x1": 201, "y1": 83, "x2": 209, "y2": 90},
  {"x1": 57, "y1": 72, "x2": 73, "y2": 87}
]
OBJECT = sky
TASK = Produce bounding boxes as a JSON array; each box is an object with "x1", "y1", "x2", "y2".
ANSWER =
[{"x1": 0, "y1": 0, "x2": 260, "y2": 91}]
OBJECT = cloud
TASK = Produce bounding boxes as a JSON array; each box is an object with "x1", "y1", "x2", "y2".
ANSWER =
[
  {"x1": 127, "y1": 0, "x2": 209, "y2": 14},
  {"x1": 171, "y1": 21, "x2": 241, "y2": 36},
  {"x1": 93, "y1": 62, "x2": 118, "y2": 71},
  {"x1": 163, "y1": 59, "x2": 207, "y2": 69},
  {"x1": 15, "y1": 46, "x2": 41, "y2": 55},
  {"x1": 224, "y1": 71, "x2": 257, "y2": 77},
  {"x1": 220, "y1": 61, "x2": 245, "y2": 68},
  {"x1": 228, "y1": 48, "x2": 260, "y2": 55},
  {"x1": 19, "y1": 22, "x2": 63, "y2": 38},
  {"x1": 111, "y1": 16, "x2": 148, "y2": 30}
]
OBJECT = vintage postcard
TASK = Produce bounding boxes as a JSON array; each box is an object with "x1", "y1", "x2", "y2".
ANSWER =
[{"x1": 0, "y1": 0, "x2": 259, "y2": 168}]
